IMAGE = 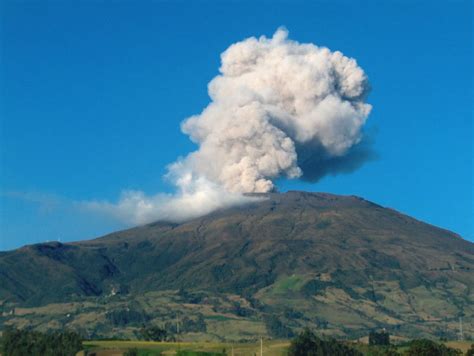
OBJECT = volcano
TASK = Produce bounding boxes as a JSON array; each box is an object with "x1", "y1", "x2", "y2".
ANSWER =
[{"x1": 0, "y1": 191, "x2": 472, "y2": 340}]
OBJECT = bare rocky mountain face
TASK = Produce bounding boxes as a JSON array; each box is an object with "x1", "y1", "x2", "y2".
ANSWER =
[{"x1": 1, "y1": 191, "x2": 472, "y2": 340}]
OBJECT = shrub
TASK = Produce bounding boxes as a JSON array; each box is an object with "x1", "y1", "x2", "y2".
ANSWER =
[
  {"x1": 364, "y1": 346, "x2": 400, "y2": 356},
  {"x1": 466, "y1": 344, "x2": 474, "y2": 356},
  {"x1": 404, "y1": 339, "x2": 461, "y2": 356},
  {"x1": 140, "y1": 326, "x2": 168, "y2": 341},
  {"x1": 288, "y1": 328, "x2": 362, "y2": 356},
  {"x1": 369, "y1": 330, "x2": 390, "y2": 346},
  {"x1": 123, "y1": 348, "x2": 139, "y2": 356},
  {"x1": 265, "y1": 315, "x2": 294, "y2": 338},
  {"x1": 176, "y1": 351, "x2": 225, "y2": 356},
  {"x1": 106, "y1": 308, "x2": 150, "y2": 327},
  {"x1": 179, "y1": 315, "x2": 207, "y2": 333}
]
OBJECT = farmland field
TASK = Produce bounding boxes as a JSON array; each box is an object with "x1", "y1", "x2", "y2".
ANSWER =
[
  {"x1": 81, "y1": 340, "x2": 290, "y2": 356},
  {"x1": 80, "y1": 339, "x2": 473, "y2": 356}
]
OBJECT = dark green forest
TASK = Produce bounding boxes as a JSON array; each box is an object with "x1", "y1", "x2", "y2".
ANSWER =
[{"x1": 1, "y1": 327, "x2": 82, "y2": 356}]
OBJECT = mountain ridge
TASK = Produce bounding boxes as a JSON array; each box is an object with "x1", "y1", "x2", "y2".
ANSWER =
[{"x1": 1, "y1": 191, "x2": 472, "y2": 340}]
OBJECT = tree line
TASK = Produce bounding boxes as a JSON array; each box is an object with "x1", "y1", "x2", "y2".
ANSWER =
[
  {"x1": 1, "y1": 325, "x2": 473, "y2": 355},
  {"x1": 0, "y1": 327, "x2": 82, "y2": 356},
  {"x1": 288, "y1": 329, "x2": 473, "y2": 356}
]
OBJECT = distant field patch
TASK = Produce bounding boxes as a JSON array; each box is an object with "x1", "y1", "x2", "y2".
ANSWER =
[{"x1": 270, "y1": 275, "x2": 307, "y2": 294}]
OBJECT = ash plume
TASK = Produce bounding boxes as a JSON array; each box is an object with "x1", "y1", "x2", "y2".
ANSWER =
[
  {"x1": 175, "y1": 27, "x2": 371, "y2": 192},
  {"x1": 84, "y1": 28, "x2": 373, "y2": 224}
]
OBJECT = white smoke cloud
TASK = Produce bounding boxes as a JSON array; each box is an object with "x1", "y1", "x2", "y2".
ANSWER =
[
  {"x1": 82, "y1": 175, "x2": 259, "y2": 225},
  {"x1": 83, "y1": 28, "x2": 372, "y2": 225},
  {"x1": 176, "y1": 27, "x2": 371, "y2": 193}
]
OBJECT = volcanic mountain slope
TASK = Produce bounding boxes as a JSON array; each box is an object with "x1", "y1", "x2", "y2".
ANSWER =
[{"x1": 1, "y1": 191, "x2": 473, "y2": 340}]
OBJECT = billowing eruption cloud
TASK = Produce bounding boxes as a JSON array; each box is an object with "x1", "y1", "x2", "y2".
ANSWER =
[
  {"x1": 84, "y1": 28, "x2": 373, "y2": 224},
  {"x1": 175, "y1": 28, "x2": 371, "y2": 192}
]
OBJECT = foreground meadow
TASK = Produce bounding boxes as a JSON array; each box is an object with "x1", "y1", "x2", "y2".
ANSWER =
[
  {"x1": 81, "y1": 340, "x2": 289, "y2": 355},
  {"x1": 81, "y1": 339, "x2": 474, "y2": 356}
]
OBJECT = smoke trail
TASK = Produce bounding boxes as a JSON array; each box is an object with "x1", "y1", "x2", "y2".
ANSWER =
[
  {"x1": 84, "y1": 28, "x2": 373, "y2": 224},
  {"x1": 82, "y1": 176, "x2": 253, "y2": 225}
]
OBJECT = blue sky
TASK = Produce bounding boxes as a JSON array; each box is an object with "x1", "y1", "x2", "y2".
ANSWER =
[{"x1": 0, "y1": 0, "x2": 472, "y2": 250}]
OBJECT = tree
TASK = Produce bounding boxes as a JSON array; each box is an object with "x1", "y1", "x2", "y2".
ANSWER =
[
  {"x1": 123, "y1": 348, "x2": 139, "y2": 356},
  {"x1": 288, "y1": 328, "x2": 362, "y2": 356},
  {"x1": 404, "y1": 339, "x2": 462, "y2": 356},
  {"x1": 1, "y1": 327, "x2": 82, "y2": 356},
  {"x1": 176, "y1": 351, "x2": 225, "y2": 356},
  {"x1": 369, "y1": 330, "x2": 390, "y2": 346},
  {"x1": 140, "y1": 325, "x2": 168, "y2": 341},
  {"x1": 466, "y1": 344, "x2": 474, "y2": 356},
  {"x1": 264, "y1": 315, "x2": 294, "y2": 338},
  {"x1": 106, "y1": 308, "x2": 150, "y2": 327}
]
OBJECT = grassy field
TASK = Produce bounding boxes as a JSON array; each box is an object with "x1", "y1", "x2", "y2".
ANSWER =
[
  {"x1": 81, "y1": 340, "x2": 290, "y2": 356},
  {"x1": 444, "y1": 341, "x2": 473, "y2": 354},
  {"x1": 81, "y1": 340, "x2": 474, "y2": 356}
]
